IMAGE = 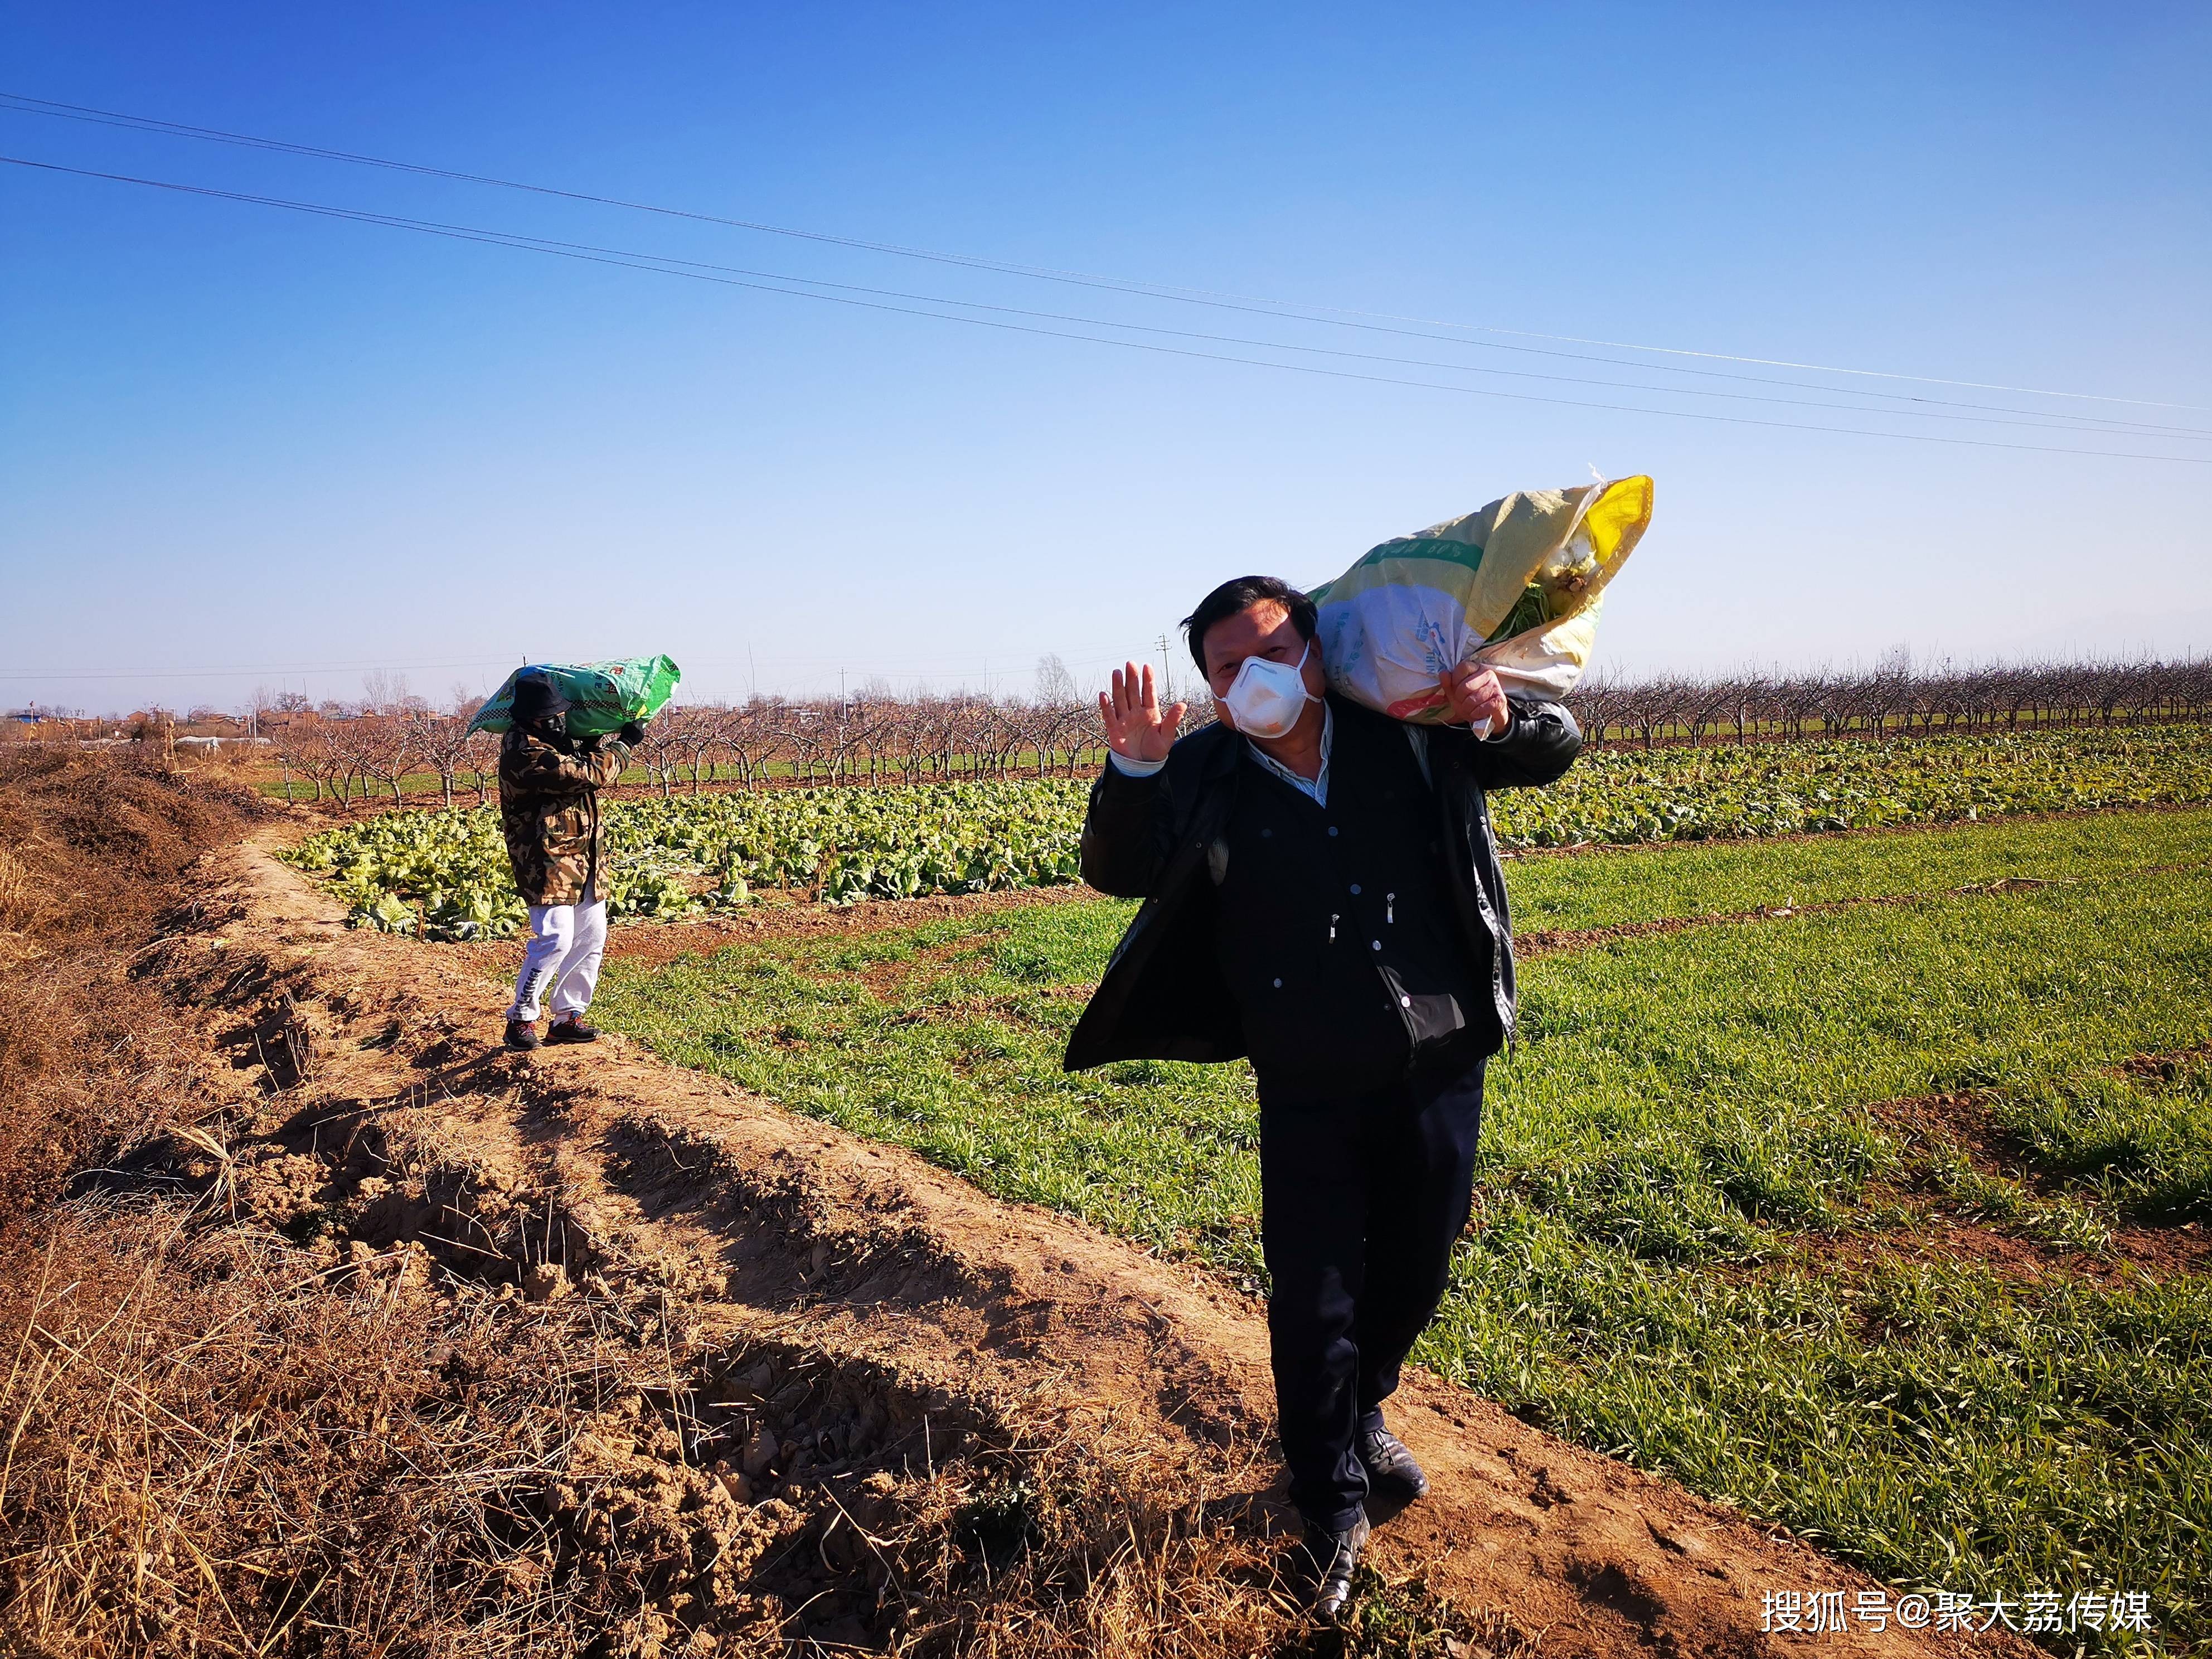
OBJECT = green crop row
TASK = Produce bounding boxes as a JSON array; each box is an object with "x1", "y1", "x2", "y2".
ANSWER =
[
  {"x1": 279, "y1": 780, "x2": 1088, "y2": 938},
  {"x1": 281, "y1": 724, "x2": 2212, "y2": 940},
  {"x1": 1495, "y1": 721, "x2": 2212, "y2": 847}
]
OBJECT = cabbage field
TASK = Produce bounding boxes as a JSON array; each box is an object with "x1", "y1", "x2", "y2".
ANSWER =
[
  {"x1": 1503, "y1": 721, "x2": 2212, "y2": 843},
  {"x1": 281, "y1": 780, "x2": 1089, "y2": 937},
  {"x1": 282, "y1": 724, "x2": 2212, "y2": 939}
]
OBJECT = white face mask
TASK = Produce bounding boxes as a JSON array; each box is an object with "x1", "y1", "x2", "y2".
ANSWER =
[{"x1": 1221, "y1": 641, "x2": 1319, "y2": 739}]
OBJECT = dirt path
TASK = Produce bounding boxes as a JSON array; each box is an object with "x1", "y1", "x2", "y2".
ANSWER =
[{"x1": 201, "y1": 824, "x2": 2035, "y2": 1657}]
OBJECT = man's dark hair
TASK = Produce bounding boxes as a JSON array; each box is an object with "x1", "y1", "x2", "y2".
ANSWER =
[{"x1": 1182, "y1": 576, "x2": 1317, "y2": 672}]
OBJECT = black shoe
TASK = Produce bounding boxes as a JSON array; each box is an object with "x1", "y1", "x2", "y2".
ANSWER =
[
  {"x1": 545, "y1": 1016, "x2": 599, "y2": 1045},
  {"x1": 505, "y1": 1019, "x2": 541, "y2": 1051},
  {"x1": 1303, "y1": 1512, "x2": 1369, "y2": 1623},
  {"x1": 1359, "y1": 1422, "x2": 1430, "y2": 1500}
]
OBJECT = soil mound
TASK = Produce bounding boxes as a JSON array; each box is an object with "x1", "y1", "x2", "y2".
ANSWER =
[{"x1": 0, "y1": 749, "x2": 261, "y2": 1230}]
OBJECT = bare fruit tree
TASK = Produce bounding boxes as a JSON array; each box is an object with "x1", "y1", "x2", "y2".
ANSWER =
[
  {"x1": 630, "y1": 718, "x2": 690, "y2": 797},
  {"x1": 715, "y1": 702, "x2": 773, "y2": 790},
  {"x1": 410, "y1": 709, "x2": 477, "y2": 809},
  {"x1": 463, "y1": 726, "x2": 501, "y2": 805},
  {"x1": 237, "y1": 655, "x2": 2212, "y2": 805},
  {"x1": 274, "y1": 716, "x2": 348, "y2": 802},
  {"x1": 348, "y1": 715, "x2": 419, "y2": 806}
]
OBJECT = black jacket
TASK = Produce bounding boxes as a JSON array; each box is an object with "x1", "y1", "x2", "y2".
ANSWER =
[{"x1": 1063, "y1": 692, "x2": 1582, "y2": 1071}]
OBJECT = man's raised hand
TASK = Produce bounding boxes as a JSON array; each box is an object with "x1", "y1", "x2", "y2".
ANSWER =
[{"x1": 1099, "y1": 662, "x2": 1187, "y2": 765}]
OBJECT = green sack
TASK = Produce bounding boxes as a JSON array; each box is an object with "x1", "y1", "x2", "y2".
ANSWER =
[{"x1": 467, "y1": 656, "x2": 682, "y2": 738}]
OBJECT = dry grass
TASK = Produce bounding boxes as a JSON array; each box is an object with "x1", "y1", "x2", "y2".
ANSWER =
[
  {"x1": 0, "y1": 748, "x2": 256, "y2": 1238},
  {"x1": 2, "y1": 1197, "x2": 801, "y2": 1656},
  {"x1": 0, "y1": 1196, "x2": 1502, "y2": 1658},
  {"x1": 0, "y1": 843, "x2": 43, "y2": 938},
  {"x1": 1, "y1": 1203, "x2": 607, "y2": 1655}
]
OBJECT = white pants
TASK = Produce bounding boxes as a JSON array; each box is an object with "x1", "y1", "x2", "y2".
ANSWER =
[{"x1": 507, "y1": 899, "x2": 608, "y2": 1022}]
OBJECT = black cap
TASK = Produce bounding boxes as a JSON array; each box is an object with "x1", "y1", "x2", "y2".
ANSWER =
[{"x1": 511, "y1": 671, "x2": 570, "y2": 730}]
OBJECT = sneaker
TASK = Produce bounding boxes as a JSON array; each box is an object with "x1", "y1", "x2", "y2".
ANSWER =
[
  {"x1": 1358, "y1": 1421, "x2": 1430, "y2": 1500},
  {"x1": 545, "y1": 1015, "x2": 600, "y2": 1045},
  {"x1": 1303, "y1": 1511, "x2": 1370, "y2": 1623},
  {"x1": 504, "y1": 1019, "x2": 541, "y2": 1051}
]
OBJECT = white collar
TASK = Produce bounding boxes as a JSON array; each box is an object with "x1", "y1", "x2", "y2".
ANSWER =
[{"x1": 1245, "y1": 701, "x2": 1332, "y2": 807}]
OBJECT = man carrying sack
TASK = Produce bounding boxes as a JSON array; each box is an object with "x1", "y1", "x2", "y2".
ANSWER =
[
  {"x1": 1064, "y1": 576, "x2": 1582, "y2": 1620},
  {"x1": 498, "y1": 670, "x2": 646, "y2": 1051}
]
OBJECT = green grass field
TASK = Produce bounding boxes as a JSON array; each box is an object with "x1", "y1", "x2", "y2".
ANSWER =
[
  {"x1": 594, "y1": 806, "x2": 2212, "y2": 1652},
  {"x1": 1505, "y1": 804, "x2": 2212, "y2": 932}
]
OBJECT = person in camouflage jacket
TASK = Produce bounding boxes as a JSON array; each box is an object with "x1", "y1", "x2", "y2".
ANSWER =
[
  {"x1": 498, "y1": 672, "x2": 643, "y2": 1050},
  {"x1": 499, "y1": 724, "x2": 625, "y2": 904}
]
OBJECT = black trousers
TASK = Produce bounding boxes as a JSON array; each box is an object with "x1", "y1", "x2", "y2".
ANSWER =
[{"x1": 1256, "y1": 1049, "x2": 1486, "y2": 1532}]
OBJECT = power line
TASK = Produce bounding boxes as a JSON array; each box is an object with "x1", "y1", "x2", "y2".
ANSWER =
[
  {"x1": 200, "y1": 211, "x2": 2212, "y2": 439},
  {"x1": 7, "y1": 155, "x2": 2209, "y2": 468},
  {"x1": 13, "y1": 156, "x2": 2197, "y2": 442},
  {"x1": 4, "y1": 89, "x2": 2203, "y2": 418},
  {"x1": 7, "y1": 95, "x2": 2199, "y2": 439}
]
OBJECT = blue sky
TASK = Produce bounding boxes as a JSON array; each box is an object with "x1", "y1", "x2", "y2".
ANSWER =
[{"x1": 4, "y1": 2, "x2": 2208, "y2": 715}]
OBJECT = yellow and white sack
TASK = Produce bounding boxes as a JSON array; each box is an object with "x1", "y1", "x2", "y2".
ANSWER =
[{"x1": 1311, "y1": 474, "x2": 1653, "y2": 724}]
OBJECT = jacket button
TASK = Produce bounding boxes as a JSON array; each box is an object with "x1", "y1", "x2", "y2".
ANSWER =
[
  {"x1": 1371, "y1": 939, "x2": 1381, "y2": 950},
  {"x1": 1327, "y1": 826, "x2": 1339, "y2": 837},
  {"x1": 1350, "y1": 883, "x2": 1361, "y2": 894},
  {"x1": 1273, "y1": 977, "x2": 1283, "y2": 988},
  {"x1": 1400, "y1": 995, "x2": 1412, "y2": 1007}
]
